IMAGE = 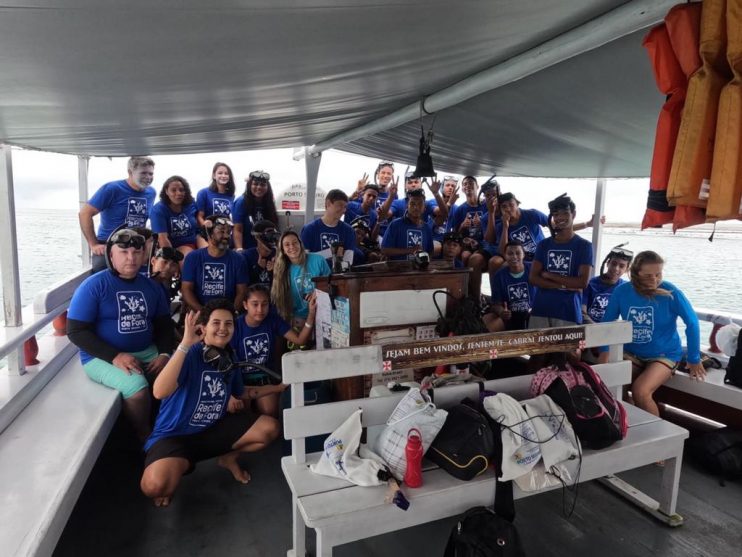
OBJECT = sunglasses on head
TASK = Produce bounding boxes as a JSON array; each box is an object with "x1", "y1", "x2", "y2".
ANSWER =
[
  {"x1": 211, "y1": 217, "x2": 234, "y2": 228},
  {"x1": 442, "y1": 176, "x2": 458, "y2": 183},
  {"x1": 249, "y1": 170, "x2": 270, "y2": 181},
  {"x1": 377, "y1": 161, "x2": 394, "y2": 168},
  {"x1": 110, "y1": 231, "x2": 146, "y2": 250}
]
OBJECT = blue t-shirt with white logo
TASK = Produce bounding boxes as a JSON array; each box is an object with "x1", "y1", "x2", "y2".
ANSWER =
[
  {"x1": 489, "y1": 262, "x2": 537, "y2": 313},
  {"x1": 242, "y1": 247, "x2": 275, "y2": 288},
  {"x1": 530, "y1": 235, "x2": 593, "y2": 323},
  {"x1": 344, "y1": 200, "x2": 378, "y2": 231},
  {"x1": 495, "y1": 209, "x2": 549, "y2": 260},
  {"x1": 288, "y1": 253, "x2": 331, "y2": 318},
  {"x1": 300, "y1": 218, "x2": 357, "y2": 264},
  {"x1": 88, "y1": 180, "x2": 156, "y2": 242},
  {"x1": 601, "y1": 281, "x2": 700, "y2": 363},
  {"x1": 232, "y1": 197, "x2": 273, "y2": 249},
  {"x1": 448, "y1": 201, "x2": 487, "y2": 242},
  {"x1": 150, "y1": 201, "x2": 198, "y2": 247},
  {"x1": 582, "y1": 276, "x2": 625, "y2": 322},
  {"x1": 231, "y1": 312, "x2": 291, "y2": 378},
  {"x1": 381, "y1": 216, "x2": 434, "y2": 260},
  {"x1": 145, "y1": 343, "x2": 245, "y2": 451},
  {"x1": 196, "y1": 188, "x2": 234, "y2": 219},
  {"x1": 389, "y1": 198, "x2": 437, "y2": 222},
  {"x1": 182, "y1": 248, "x2": 248, "y2": 305},
  {"x1": 68, "y1": 270, "x2": 170, "y2": 364}
]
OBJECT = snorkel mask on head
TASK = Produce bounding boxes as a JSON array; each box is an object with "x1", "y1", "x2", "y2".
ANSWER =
[
  {"x1": 250, "y1": 220, "x2": 280, "y2": 249},
  {"x1": 599, "y1": 243, "x2": 634, "y2": 277},
  {"x1": 200, "y1": 215, "x2": 233, "y2": 244},
  {"x1": 478, "y1": 175, "x2": 500, "y2": 203},
  {"x1": 105, "y1": 227, "x2": 148, "y2": 276}
]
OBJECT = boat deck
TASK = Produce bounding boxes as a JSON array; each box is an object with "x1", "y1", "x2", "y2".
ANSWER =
[{"x1": 53, "y1": 416, "x2": 742, "y2": 557}]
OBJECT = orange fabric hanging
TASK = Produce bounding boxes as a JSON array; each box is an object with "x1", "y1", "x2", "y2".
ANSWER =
[
  {"x1": 667, "y1": 0, "x2": 731, "y2": 231},
  {"x1": 641, "y1": 23, "x2": 686, "y2": 229},
  {"x1": 707, "y1": 0, "x2": 742, "y2": 222}
]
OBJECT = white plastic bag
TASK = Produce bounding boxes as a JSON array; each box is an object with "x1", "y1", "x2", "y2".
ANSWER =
[
  {"x1": 373, "y1": 388, "x2": 447, "y2": 480},
  {"x1": 311, "y1": 409, "x2": 386, "y2": 486}
]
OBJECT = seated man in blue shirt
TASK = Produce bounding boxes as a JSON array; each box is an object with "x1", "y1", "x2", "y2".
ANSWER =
[
  {"x1": 344, "y1": 183, "x2": 380, "y2": 238},
  {"x1": 484, "y1": 241, "x2": 536, "y2": 332},
  {"x1": 242, "y1": 220, "x2": 279, "y2": 289},
  {"x1": 301, "y1": 189, "x2": 356, "y2": 267},
  {"x1": 79, "y1": 156, "x2": 157, "y2": 272},
  {"x1": 181, "y1": 216, "x2": 248, "y2": 311},
  {"x1": 67, "y1": 228, "x2": 174, "y2": 441},
  {"x1": 435, "y1": 231, "x2": 465, "y2": 268},
  {"x1": 381, "y1": 189, "x2": 434, "y2": 260}
]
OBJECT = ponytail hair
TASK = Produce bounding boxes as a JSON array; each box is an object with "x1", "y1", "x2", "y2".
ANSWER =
[{"x1": 630, "y1": 251, "x2": 672, "y2": 298}]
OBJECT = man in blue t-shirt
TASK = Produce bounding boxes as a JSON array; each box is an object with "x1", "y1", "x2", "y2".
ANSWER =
[
  {"x1": 344, "y1": 183, "x2": 379, "y2": 236},
  {"x1": 381, "y1": 189, "x2": 434, "y2": 260},
  {"x1": 67, "y1": 228, "x2": 174, "y2": 441},
  {"x1": 529, "y1": 194, "x2": 593, "y2": 327},
  {"x1": 243, "y1": 220, "x2": 279, "y2": 288},
  {"x1": 484, "y1": 241, "x2": 536, "y2": 332},
  {"x1": 301, "y1": 189, "x2": 356, "y2": 268},
  {"x1": 79, "y1": 156, "x2": 157, "y2": 272},
  {"x1": 181, "y1": 216, "x2": 248, "y2": 311}
]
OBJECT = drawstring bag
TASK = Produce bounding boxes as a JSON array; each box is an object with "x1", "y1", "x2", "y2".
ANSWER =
[
  {"x1": 373, "y1": 388, "x2": 448, "y2": 480},
  {"x1": 311, "y1": 409, "x2": 387, "y2": 487}
]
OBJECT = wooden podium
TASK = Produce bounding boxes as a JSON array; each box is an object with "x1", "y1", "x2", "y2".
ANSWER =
[{"x1": 313, "y1": 263, "x2": 470, "y2": 400}]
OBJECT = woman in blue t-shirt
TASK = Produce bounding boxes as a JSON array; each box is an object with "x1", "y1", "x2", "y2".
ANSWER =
[
  {"x1": 233, "y1": 170, "x2": 280, "y2": 250},
  {"x1": 195, "y1": 162, "x2": 237, "y2": 247},
  {"x1": 229, "y1": 284, "x2": 317, "y2": 417},
  {"x1": 141, "y1": 298, "x2": 286, "y2": 507},
  {"x1": 271, "y1": 231, "x2": 330, "y2": 327},
  {"x1": 599, "y1": 251, "x2": 704, "y2": 418},
  {"x1": 150, "y1": 175, "x2": 198, "y2": 262}
]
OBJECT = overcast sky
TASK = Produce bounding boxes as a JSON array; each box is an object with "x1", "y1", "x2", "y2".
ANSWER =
[{"x1": 9, "y1": 146, "x2": 651, "y2": 224}]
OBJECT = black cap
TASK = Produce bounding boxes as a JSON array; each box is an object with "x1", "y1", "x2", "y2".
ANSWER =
[
  {"x1": 252, "y1": 219, "x2": 277, "y2": 234},
  {"x1": 154, "y1": 246, "x2": 184, "y2": 262}
]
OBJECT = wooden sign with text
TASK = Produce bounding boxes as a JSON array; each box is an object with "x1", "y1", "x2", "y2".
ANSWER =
[{"x1": 380, "y1": 326, "x2": 586, "y2": 370}]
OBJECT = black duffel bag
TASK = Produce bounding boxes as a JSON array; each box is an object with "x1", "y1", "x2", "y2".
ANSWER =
[{"x1": 428, "y1": 403, "x2": 495, "y2": 481}]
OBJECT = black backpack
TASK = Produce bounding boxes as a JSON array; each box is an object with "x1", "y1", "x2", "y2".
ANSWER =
[
  {"x1": 433, "y1": 291, "x2": 492, "y2": 378},
  {"x1": 724, "y1": 328, "x2": 742, "y2": 389},
  {"x1": 688, "y1": 427, "x2": 742, "y2": 481}
]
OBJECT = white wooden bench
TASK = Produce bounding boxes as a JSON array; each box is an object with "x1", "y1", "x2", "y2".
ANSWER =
[{"x1": 281, "y1": 322, "x2": 689, "y2": 557}]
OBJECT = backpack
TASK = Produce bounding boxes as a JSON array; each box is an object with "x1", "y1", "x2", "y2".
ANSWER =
[
  {"x1": 433, "y1": 291, "x2": 492, "y2": 378},
  {"x1": 428, "y1": 403, "x2": 495, "y2": 481},
  {"x1": 530, "y1": 362, "x2": 628, "y2": 450},
  {"x1": 688, "y1": 427, "x2": 742, "y2": 480},
  {"x1": 724, "y1": 328, "x2": 742, "y2": 389}
]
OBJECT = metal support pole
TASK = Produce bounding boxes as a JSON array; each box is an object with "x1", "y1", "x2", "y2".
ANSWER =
[
  {"x1": 0, "y1": 144, "x2": 25, "y2": 375},
  {"x1": 78, "y1": 155, "x2": 91, "y2": 268},
  {"x1": 591, "y1": 177, "x2": 607, "y2": 278},
  {"x1": 304, "y1": 147, "x2": 322, "y2": 225}
]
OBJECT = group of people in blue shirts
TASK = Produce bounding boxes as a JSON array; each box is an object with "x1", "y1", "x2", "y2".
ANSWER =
[{"x1": 67, "y1": 156, "x2": 705, "y2": 506}]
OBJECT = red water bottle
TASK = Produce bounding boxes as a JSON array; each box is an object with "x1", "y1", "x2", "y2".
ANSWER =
[{"x1": 404, "y1": 428, "x2": 424, "y2": 488}]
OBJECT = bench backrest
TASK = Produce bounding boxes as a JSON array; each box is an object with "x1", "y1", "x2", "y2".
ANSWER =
[{"x1": 283, "y1": 321, "x2": 632, "y2": 462}]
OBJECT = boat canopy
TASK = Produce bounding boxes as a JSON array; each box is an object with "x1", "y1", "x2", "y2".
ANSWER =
[{"x1": 0, "y1": 0, "x2": 679, "y2": 177}]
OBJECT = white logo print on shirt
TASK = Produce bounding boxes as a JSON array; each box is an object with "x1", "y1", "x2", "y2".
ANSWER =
[
  {"x1": 507, "y1": 282, "x2": 531, "y2": 312},
  {"x1": 117, "y1": 291, "x2": 148, "y2": 334},
  {"x1": 202, "y1": 263, "x2": 226, "y2": 297},
  {"x1": 170, "y1": 213, "x2": 191, "y2": 236},
  {"x1": 628, "y1": 306, "x2": 654, "y2": 344},
  {"x1": 212, "y1": 198, "x2": 231, "y2": 216},
  {"x1": 126, "y1": 197, "x2": 148, "y2": 227},
  {"x1": 546, "y1": 250, "x2": 572, "y2": 276},
  {"x1": 189, "y1": 370, "x2": 227, "y2": 427},
  {"x1": 320, "y1": 232, "x2": 340, "y2": 250},
  {"x1": 511, "y1": 226, "x2": 536, "y2": 255}
]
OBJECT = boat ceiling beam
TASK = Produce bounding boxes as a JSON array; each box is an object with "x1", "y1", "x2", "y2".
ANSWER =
[
  {"x1": 307, "y1": 0, "x2": 677, "y2": 156},
  {"x1": 0, "y1": 145, "x2": 25, "y2": 375}
]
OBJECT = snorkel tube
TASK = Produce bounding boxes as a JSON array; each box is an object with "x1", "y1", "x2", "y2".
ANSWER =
[{"x1": 599, "y1": 243, "x2": 634, "y2": 278}]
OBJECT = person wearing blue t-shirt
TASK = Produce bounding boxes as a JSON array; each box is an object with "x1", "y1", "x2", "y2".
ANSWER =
[
  {"x1": 582, "y1": 245, "x2": 633, "y2": 323},
  {"x1": 242, "y1": 220, "x2": 279, "y2": 288},
  {"x1": 150, "y1": 175, "x2": 198, "y2": 261},
  {"x1": 349, "y1": 217, "x2": 383, "y2": 265},
  {"x1": 271, "y1": 231, "x2": 331, "y2": 326},
  {"x1": 381, "y1": 189, "x2": 434, "y2": 260},
  {"x1": 370, "y1": 162, "x2": 398, "y2": 238},
  {"x1": 230, "y1": 285, "x2": 317, "y2": 417},
  {"x1": 434, "y1": 232, "x2": 465, "y2": 268},
  {"x1": 484, "y1": 241, "x2": 537, "y2": 332},
  {"x1": 467, "y1": 178, "x2": 501, "y2": 298},
  {"x1": 431, "y1": 176, "x2": 459, "y2": 247},
  {"x1": 233, "y1": 170, "x2": 280, "y2": 250},
  {"x1": 529, "y1": 194, "x2": 593, "y2": 327},
  {"x1": 301, "y1": 189, "x2": 356, "y2": 267},
  {"x1": 79, "y1": 156, "x2": 157, "y2": 272},
  {"x1": 598, "y1": 251, "x2": 704, "y2": 418},
  {"x1": 195, "y1": 162, "x2": 236, "y2": 248},
  {"x1": 140, "y1": 299, "x2": 285, "y2": 507},
  {"x1": 67, "y1": 229, "x2": 174, "y2": 441},
  {"x1": 181, "y1": 216, "x2": 248, "y2": 311},
  {"x1": 344, "y1": 183, "x2": 379, "y2": 236}
]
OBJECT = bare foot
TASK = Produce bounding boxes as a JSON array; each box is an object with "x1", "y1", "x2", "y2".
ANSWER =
[
  {"x1": 218, "y1": 454, "x2": 251, "y2": 484},
  {"x1": 154, "y1": 496, "x2": 171, "y2": 507}
]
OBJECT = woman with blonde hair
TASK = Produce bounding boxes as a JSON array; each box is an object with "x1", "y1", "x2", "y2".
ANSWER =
[
  {"x1": 271, "y1": 231, "x2": 330, "y2": 328},
  {"x1": 599, "y1": 250, "x2": 704, "y2": 417}
]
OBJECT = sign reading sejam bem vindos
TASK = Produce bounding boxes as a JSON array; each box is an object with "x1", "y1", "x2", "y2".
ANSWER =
[{"x1": 379, "y1": 326, "x2": 587, "y2": 371}]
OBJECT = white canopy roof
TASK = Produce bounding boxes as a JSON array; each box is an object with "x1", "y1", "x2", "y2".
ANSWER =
[{"x1": 0, "y1": 0, "x2": 678, "y2": 177}]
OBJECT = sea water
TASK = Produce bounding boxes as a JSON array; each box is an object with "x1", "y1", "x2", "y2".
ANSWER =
[{"x1": 1, "y1": 209, "x2": 741, "y2": 341}]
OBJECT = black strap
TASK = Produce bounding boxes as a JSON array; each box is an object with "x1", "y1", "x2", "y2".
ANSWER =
[{"x1": 494, "y1": 478, "x2": 516, "y2": 523}]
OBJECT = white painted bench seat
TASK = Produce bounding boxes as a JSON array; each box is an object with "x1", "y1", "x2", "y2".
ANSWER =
[
  {"x1": 664, "y1": 368, "x2": 742, "y2": 411},
  {"x1": 281, "y1": 323, "x2": 689, "y2": 557},
  {"x1": 0, "y1": 351, "x2": 120, "y2": 557}
]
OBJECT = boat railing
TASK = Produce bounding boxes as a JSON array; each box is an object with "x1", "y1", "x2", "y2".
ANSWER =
[
  {"x1": 0, "y1": 268, "x2": 91, "y2": 434},
  {"x1": 695, "y1": 307, "x2": 742, "y2": 355}
]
